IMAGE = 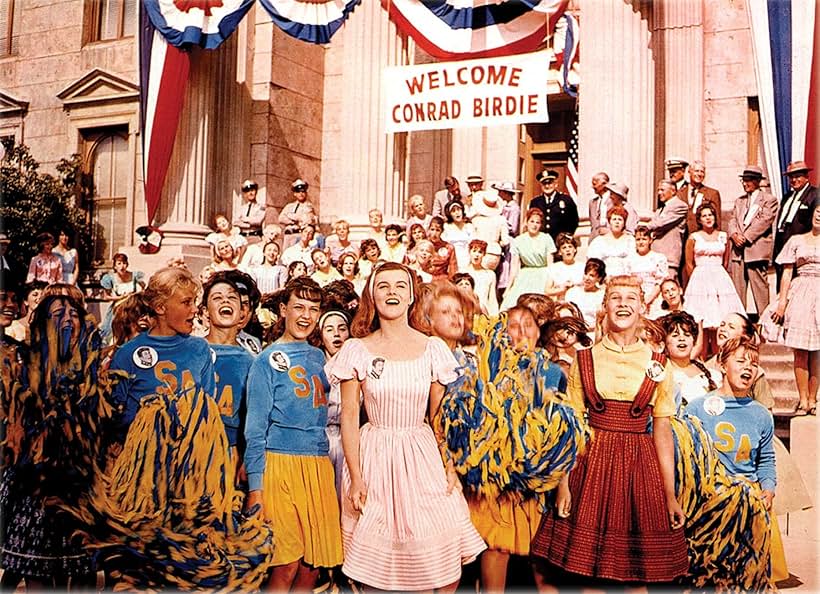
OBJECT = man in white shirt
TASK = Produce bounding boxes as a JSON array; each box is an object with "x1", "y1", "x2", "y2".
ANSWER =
[
  {"x1": 234, "y1": 179, "x2": 267, "y2": 239},
  {"x1": 278, "y1": 179, "x2": 319, "y2": 250},
  {"x1": 773, "y1": 160, "x2": 817, "y2": 288}
]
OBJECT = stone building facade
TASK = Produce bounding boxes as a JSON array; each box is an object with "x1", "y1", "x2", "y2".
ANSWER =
[{"x1": 0, "y1": 0, "x2": 768, "y2": 277}]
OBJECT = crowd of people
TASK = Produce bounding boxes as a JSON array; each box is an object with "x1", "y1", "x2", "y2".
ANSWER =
[{"x1": 0, "y1": 155, "x2": 816, "y2": 592}]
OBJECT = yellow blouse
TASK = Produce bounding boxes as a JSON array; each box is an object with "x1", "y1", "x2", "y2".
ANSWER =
[{"x1": 567, "y1": 336, "x2": 676, "y2": 418}]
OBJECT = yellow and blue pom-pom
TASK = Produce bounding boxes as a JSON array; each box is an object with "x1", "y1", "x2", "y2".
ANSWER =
[
  {"x1": 67, "y1": 386, "x2": 275, "y2": 591},
  {"x1": 439, "y1": 314, "x2": 586, "y2": 505},
  {"x1": 671, "y1": 415, "x2": 774, "y2": 592}
]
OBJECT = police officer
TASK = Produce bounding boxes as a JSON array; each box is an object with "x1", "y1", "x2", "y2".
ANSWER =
[{"x1": 529, "y1": 169, "x2": 579, "y2": 240}]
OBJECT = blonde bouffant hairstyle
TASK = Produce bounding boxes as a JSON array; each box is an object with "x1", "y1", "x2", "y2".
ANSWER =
[{"x1": 142, "y1": 267, "x2": 200, "y2": 314}]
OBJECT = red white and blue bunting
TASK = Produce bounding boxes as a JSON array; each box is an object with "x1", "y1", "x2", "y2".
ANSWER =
[
  {"x1": 143, "y1": 0, "x2": 255, "y2": 49},
  {"x1": 257, "y1": 0, "x2": 362, "y2": 45},
  {"x1": 381, "y1": 0, "x2": 568, "y2": 59}
]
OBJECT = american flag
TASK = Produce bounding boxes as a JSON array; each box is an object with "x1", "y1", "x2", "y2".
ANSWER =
[{"x1": 565, "y1": 107, "x2": 579, "y2": 201}]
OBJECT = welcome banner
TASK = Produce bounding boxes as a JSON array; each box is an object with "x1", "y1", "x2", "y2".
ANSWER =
[{"x1": 383, "y1": 51, "x2": 551, "y2": 133}]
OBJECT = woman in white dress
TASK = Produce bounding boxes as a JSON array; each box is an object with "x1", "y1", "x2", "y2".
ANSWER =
[
  {"x1": 683, "y1": 203, "x2": 743, "y2": 358},
  {"x1": 585, "y1": 205, "x2": 636, "y2": 277},
  {"x1": 442, "y1": 201, "x2": 475, "y2": 272},
  {"x1": 545, "y1": 232, "x2": 585, "y2": 300},
  {"x1": 626, "y1": 225, "x2": 668, "y2": 316}
]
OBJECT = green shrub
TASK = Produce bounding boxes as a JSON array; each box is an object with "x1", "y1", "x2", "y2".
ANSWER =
[{"x1": 0, "y1": 140, "x2": 91, "y2": 279}]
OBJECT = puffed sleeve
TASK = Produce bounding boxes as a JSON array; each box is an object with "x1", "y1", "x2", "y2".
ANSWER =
[
  {"x1": 651, "y1": 363, "x2": 677, "y2": 418},
  {"x1": 565, "y1": 357, "x2": 585, "y2": 414},
  {"x1": 100, "y1": 273, "x2": 114, "y2": 291},
  {"x1": 427, "y1": 336, "x2": 459, "y2": 385},
  {"x1": 325, "y1": 338, "x2": 368, "y2": 383},
  {"x1": 774, "y1": 235, "x2": 799, "y2": 266}
]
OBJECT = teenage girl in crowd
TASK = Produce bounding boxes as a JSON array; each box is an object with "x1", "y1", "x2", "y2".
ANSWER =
[
  {"x1": 531, "y1": 275, "x2": 689, "y2": 588},
  {"x1": 585, "y1": 206, "x2": 635, "y2": 277},
  {"x1": 99, "y1": 253, "x2": 146, "y2": 343},
  {"x1": 685, "y1": 336, "x2": 783, "y2": 581},
  {"x1": 338, "y1": 252, "x2": 366, "y2": 296},
  {"x1": 328, "y1": 263, "x2": 485, "y2": 591},
  {"x1": 1, "y1": 294, "x2": 106, "y2": 591},
  {"x1": 706, "y1": 312, "x2": 774, "y2": 409},
  {"x1": 426, "y1": 216, "x2": 458, "y2": 280},
  {"x1": 108, "y1": 266, "x2": 214, "y2": 438},
  {"x1": 465, "y1": 239, "x2": 498, "y2": 316},
  {"x1": 500, "y1": 208, "x2": 556, "y2": 311},
  {"x1": 203, "y1": 272, "x2": 253, "y2": 482},
  {"x1": 53, "y1": 229, "x2": 79, "y2": 285},
  {"x1": 626, "y1": 225, "x2": 667, "y2": 316},
  {"x1": 404, "y1": 223, "x2": 428, "y2": 265},
  {"x1": 244, "y1": 277, "x2": 343, "y2": 592},
  {"x1": 545, "y1": 233, "x2": 584, "y2": 300},
  {"x1": 659, "y1": 311, "x2": 718, "y2": 411},
  {"x1": 316, "y1": 309, "x2": 352, "y2": 501},
  {"x1": 249, "y1": 241, "x2": 287, "y2": 294},
  {"x1": 683, "y1": 202, "x2": 744, "y2": 357},
  {"x1": 6, "y1": 280, "x2": 45, "y2": 344},
  {"x1": 565, "y1": 257, "x2": 606, "y2": 335},
  {"x1": 771, "y1": 202, "x2": 820, "y2": 415}
]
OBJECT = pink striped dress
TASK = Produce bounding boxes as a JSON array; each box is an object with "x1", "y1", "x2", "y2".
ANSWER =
[{"x1": 327, "y1": 337, "x2": 486, "y2": 590}]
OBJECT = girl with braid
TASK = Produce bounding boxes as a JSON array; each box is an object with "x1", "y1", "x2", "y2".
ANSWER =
[{"x1": 659, "y1": 311, "x2": 719, "y2": 412}]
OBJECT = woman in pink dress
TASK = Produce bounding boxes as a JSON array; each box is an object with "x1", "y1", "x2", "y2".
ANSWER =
[{"x1": 327, "y1": 262, "x2": 485, "y2": 591}]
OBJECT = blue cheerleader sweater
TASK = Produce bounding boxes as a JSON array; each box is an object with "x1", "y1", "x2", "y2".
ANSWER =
[
  {"x1": 210, "y1": 343, "x2": 254, "y2": 448},
  {"x1": 244, "y1": 341, "x2": 330, "y2": 492},
  {"x1": 684, "y1": 392, "x2": 776, "y2": 492}
]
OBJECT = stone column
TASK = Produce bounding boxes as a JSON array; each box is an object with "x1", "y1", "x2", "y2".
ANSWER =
[
  {"x1": 320, "y1": 1, "x2": 411, "y2": 228},
  {"x1": 577, "y1": 0, "x2": 656, "y2": 217},
  {"x1": 157, "y1": 39, "x2": 240, "y2": 242},
  {"x1": 653, "y1": 0, "x2": 704, "y2": 164}
]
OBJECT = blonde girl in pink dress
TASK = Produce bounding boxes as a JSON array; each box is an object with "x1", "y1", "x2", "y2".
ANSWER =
[{"x1": 327, "y1": 262, "x2": 485, "y2": 591}]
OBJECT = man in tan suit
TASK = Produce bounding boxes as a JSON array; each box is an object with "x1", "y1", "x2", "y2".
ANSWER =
[
  {"x1": 727, "y1": 166, "x2": 779, "y2": 317},
  {"x1": 685, "y1": 160, "x2": 722, "y2": 232},
  {"x1": 646, "y1": 179, "x2": 688, "y2": 278}
]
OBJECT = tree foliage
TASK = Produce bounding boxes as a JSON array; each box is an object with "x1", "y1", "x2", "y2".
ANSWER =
[{"x1": 0, "y1": 141, "x2": 91, "y2": 279}]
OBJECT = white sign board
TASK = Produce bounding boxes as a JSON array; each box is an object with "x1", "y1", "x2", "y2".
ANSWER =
[{"x1": 384, "y1": 51, "x2": 551, "y2": 133}]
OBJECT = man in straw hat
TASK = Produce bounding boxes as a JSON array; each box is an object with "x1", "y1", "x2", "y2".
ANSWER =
[
  {"x1": 774, "y1": 160, "x2": 817, "y2": 287},
  {"x1": 727, "y1": 165, "x2": 779, "y2": 318}
]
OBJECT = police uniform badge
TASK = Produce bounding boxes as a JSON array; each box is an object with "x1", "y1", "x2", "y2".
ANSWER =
[
  {"x1": 269, "y1": 350, "x2": 291, "y2": 372},
  {"x1": 133, "y1": 346, "x2": 158, "y2": 369},
  {"x1": 645, "y1": 359, "x2": 666, "y2": 382}
]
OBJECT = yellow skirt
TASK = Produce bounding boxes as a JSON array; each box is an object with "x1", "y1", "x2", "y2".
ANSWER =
[
  {"x1": 770, "y1": 514, "x2": 788, "y2": 582},
  {"x1": 261, "y1": 452, "x2": 343, "y2": 568},
  {"x1": 468, "y1": 495, "x2": 542, "y2": 555}
]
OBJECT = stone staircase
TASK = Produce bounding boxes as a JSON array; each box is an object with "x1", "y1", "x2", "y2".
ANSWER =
[
  {"x1": 759, "y1": 341, "x2": 802, "y2": 444},
  {"x1": 762, "y1": 341, "x2": 799, "y2": 413}
]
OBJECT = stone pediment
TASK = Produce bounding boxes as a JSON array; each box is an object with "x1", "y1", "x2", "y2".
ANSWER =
[
  {"x1": 57, "y1": 69, "x2": 139, "y2": 109},
  {"x1": 0, "y1": 90, "x2": 29, "y2": 117}
]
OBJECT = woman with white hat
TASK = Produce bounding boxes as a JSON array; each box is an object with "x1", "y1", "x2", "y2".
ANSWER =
[{"x1": 470, "y1": 190, "x2": 510, "y2": 271}]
